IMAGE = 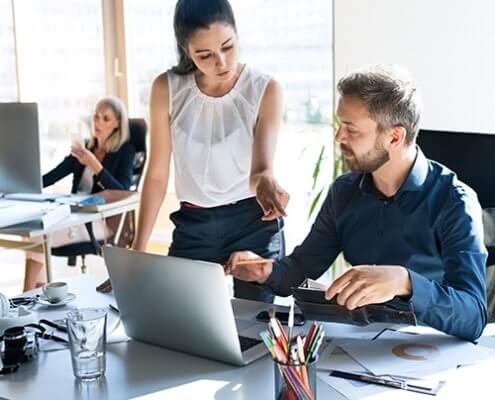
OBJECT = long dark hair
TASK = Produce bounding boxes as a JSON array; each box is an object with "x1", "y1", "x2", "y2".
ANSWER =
[{"x1": 172, "y1": 0, "x2": 237, "y2": 75}]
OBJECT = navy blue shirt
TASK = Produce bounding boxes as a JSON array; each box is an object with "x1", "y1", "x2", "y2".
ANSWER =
[{"x1": 264, "y1": 149, "x2": 487, "y2": 341}]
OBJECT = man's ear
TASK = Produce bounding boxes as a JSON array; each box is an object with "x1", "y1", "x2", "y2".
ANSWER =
[{"x1": 388, "y1": 125, "x2": 407, "y2": 150}]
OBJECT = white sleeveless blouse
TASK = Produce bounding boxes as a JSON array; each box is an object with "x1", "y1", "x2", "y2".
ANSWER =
[{"x1": 167, "y1": 65, "x2": 271, "y2": 207}]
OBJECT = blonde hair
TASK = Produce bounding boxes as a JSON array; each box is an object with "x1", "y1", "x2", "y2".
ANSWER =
[{"x1": 87, "y1": 96, "x2": 130, "y2": 152}]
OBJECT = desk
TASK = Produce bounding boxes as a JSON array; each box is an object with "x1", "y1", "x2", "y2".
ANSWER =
[
  {"x1": 0, "y1": 201, "x2": 137, "y2": 282},
  {"x1": 1, "y1": 276, "x2": 494, "y2": 400}
]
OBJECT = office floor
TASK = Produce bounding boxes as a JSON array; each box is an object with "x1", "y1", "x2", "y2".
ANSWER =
[
  {"x1": 0, "y1": 249, "x2": 108, "y2": 297},
  {"x1": 0, "y1": 235, "x2": 172, "y2": 297}
]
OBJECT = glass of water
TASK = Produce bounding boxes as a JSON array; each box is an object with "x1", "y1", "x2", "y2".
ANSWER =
[{"x1": 66, "y1": 308, "x2": 107, "y2": 381}]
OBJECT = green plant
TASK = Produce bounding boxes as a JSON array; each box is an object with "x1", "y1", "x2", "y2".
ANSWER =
[
  {"x1": 307, "y1": 117, "x2": 345, "y2": 219},
  {"x1": 306, "y1": 117, "x2": 348, "y2": 281}
]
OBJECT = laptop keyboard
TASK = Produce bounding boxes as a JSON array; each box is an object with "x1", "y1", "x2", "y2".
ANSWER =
[{"x1": 238, "y1": 335, "x2": 262, "y2": 352}]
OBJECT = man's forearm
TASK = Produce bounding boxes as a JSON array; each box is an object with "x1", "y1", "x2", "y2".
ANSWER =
[{"x1": 409, "y1": 270, "x2": 487, "y2": 341}]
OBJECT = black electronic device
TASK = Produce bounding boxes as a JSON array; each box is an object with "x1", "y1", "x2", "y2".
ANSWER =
[
  {"x1": 0, "y1": 326, "x2": 39, "y2": 375},
  {"x1": 292, "y1": 279, "x2": 417, "y2": 326},
  {"x1": 255, "y1": 310, "x2": 305, "y2": 326}
]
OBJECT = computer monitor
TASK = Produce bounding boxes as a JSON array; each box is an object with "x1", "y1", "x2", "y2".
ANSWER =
[{"x1": 0, "y1": 103, "x2": 42, "y2": 194}]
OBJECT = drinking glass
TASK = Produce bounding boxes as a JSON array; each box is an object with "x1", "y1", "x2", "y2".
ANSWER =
[{"x1": 66, "y1": 308, "x2": 107, "y2": 381}]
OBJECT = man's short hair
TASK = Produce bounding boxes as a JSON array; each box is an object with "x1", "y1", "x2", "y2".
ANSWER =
[{"x1": 337, "y1": 65, "x2": 422, "y2": 145}]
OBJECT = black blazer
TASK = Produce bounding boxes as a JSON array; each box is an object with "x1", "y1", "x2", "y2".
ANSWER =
[{"x1": 42, "y1": 141, "x2": 136, "y2": 194}]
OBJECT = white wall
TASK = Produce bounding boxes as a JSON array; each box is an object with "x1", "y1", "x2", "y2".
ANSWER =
[{"x1": 334, "y1": 0, "x2": 495, "y2": 134}]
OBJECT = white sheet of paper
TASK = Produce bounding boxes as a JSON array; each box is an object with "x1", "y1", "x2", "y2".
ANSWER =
[
  {"x1": 317, "y1": 351, "x2": 422, "y2": 400},
  {"x1": 319, "y1": 339, "x2": 373, "y2": 372},
  {"x1": 318, "y1": 342, "x2": 452, "y2": 399},
  {"x1": 37, "y1": 305, "x2": 129, "y2": 352},
  {"x1": 340, "y1": 330, "x2": 495, "y2": 376}
]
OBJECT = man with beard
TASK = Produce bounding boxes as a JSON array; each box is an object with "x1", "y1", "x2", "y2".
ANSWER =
[{"x1": 225, "y1": 65, "x2": 487, "y2": 341}]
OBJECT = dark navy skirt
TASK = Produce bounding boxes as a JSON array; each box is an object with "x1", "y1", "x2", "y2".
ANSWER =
[{"x1": 168, "y1": 197, "x2": 285, "y2": 303}]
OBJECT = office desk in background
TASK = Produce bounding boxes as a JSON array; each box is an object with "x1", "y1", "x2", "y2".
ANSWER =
[
  {"x1": 0, "y1": 201, "x2": 138, "y2": 282},
  {"x1": 1, "y1": 276, "x2": 495, "y2": 400}
]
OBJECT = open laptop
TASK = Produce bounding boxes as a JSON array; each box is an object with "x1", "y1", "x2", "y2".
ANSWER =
[{"x1": 102, "y1": 246, "x2": 268, "y2": 366}]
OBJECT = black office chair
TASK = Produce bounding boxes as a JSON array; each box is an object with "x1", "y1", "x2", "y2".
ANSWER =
[
  {"x1": 112, "y1": 118, "x2": 147, "y2": 248},
  {"x1": 128, "y1": 118, "x2": 147, "y2": 191},
  {"x1": 417, "y1": 129, "x2": 495, "y2": 318},
  {"x1": 51, "y1": 118, "x2": 147, "y2": 273}
]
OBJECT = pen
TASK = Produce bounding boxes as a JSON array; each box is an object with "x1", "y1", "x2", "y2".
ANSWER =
[
  {"x1": 108, "y1": 303, "x2": 120, "y2": 314},
  {"x1": 287, "y1": 297, "x2": 294, "y2": 358},
  {"x1": 259, "y1": 331, "x2": 277, "y2": 360},
  {"x1": 296, "y1": 336, "x2": 310, "y2": 389},
  {"x1": 269, "y1": 308, "x2": 288, "y2": 353},
  {"x1": 323, "y1": 369, "x2": 406, "y2": 390},
  {"x1": 234, "y1": 258, "x2": 274, "y2": 266},
  {"x1": 303, "y1": 321, "x2": 317, "y2": 355},
  {"x1": 307, "y1": 324, "x2": 323, "y2": 360},
  {"x1": 319, "y1": 368, "x2": 443, "y2": 395}
]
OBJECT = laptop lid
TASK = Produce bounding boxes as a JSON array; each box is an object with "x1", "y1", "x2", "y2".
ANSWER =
[
  {"x1": 0, "y1": 103, "x2": 42, "y2": 194},
  {"x1": 103, "y1": 246, "x2": 265, "y2": 366}
]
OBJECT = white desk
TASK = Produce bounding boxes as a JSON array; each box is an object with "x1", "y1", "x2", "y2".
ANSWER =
[
  {"x1": 0, "y1": 201, "x2": 137, "y2": 282},
  {"x1": 1, "y1": 276, "x2": 494, "y2": 400}
]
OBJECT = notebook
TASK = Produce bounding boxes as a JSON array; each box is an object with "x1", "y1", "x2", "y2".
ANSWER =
[{"x1": 292, "y1": 279, "x2": 417, "y2": 326}]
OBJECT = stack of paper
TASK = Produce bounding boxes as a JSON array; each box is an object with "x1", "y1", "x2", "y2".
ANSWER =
[
  {"x1": 0, "y1": 200, "x2": 70, "y2": 230},
  {"x1": 3, "y1": 192, "x2": 66, "y2": 202},
  {"x1": 317, "y1": 329, "x2": 495, "y2": 399},
  {"x1": 22, "y1": 202, "x2": 71, "y2": 229},
  {"x1": 339, "y1": 330, "x2": 495, "y2": 376},
  {"x1": 0, "y1": 199, "x2": 45, "y2": 228}
]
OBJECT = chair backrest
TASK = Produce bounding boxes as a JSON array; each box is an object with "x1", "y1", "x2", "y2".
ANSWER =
[
  {"x1": 128, "y1": 118, "x2": 147, "y2": 191},
  {"x1": 417, "y1": 129, "x2": 495, "y2": 267},
  {"x1": 417, "y1": 129, "x2": 495, "y2": 208},
  {"x1": 111, "y1": 118, "x2": 147, "y2": 249}
]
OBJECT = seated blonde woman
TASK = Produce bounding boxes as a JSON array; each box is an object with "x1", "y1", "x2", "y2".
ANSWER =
[{"x1": 24, "y1": 96, "x2": 135, "y2": 291}]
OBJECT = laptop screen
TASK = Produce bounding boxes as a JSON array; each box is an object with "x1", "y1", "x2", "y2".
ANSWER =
[{"x1": 0, "y1": 102, "x2": 42, "y2": 194}]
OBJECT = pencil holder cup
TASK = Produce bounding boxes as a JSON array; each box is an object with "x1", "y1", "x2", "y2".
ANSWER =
[{"x1": 274, "y1": 356, "x2": 318, "y2": 400}]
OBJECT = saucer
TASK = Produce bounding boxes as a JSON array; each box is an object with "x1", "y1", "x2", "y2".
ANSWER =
[{"x1": 36, "y1": 293, "x2": 76, "y2": 307}]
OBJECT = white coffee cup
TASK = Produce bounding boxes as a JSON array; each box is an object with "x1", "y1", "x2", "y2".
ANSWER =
[
  {"x1": 42, "y1": 282, "x2": 68, "y2": 302},
  {"x1": 70, "y1": 130, "x2": 84, "y2": 149}
]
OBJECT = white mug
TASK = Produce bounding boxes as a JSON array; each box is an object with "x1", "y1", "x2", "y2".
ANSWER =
[
  {"x1": 70, "y1": 130, "x2": 84, "y2": 148},
  {"x1": 42, "y1": 282, "x2": 68, "y2": 302}
]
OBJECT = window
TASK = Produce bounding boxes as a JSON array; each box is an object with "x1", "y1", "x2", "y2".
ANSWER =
[
  {"x1": 124, "y1": 0, "x2": 176, "y2": 117},
  {"x1": 0, "y1": 0, "x2": 18, "y2": 100},
  {"x1": 231, "y1": 0, "x2": 333, "y2": 248},
  {"x1": 13, "y1": 0, "x2": 105, "y2": 179},
  {"x1": 231, "y1": 0, "x2": 332, "y2": 124},
  {"x1": 122, "y1": 0, "x2": 333, "y2": 250}
]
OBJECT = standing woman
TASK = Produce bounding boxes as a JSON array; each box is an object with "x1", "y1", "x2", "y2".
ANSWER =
[
  {"x1": 24, "y1": 96, "x2": 135, "y2": 291},
  {"x1": 130, "y1": 0, "x2": 288, "y2": 302}
]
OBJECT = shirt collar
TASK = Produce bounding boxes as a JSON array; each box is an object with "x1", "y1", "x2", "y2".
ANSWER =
[
  {"x1": 399, "y1": 146, "x2": 429, "y2": 192},
  {"x1": 359, "y1": 146, "x2": 429, "y2": 196}
]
